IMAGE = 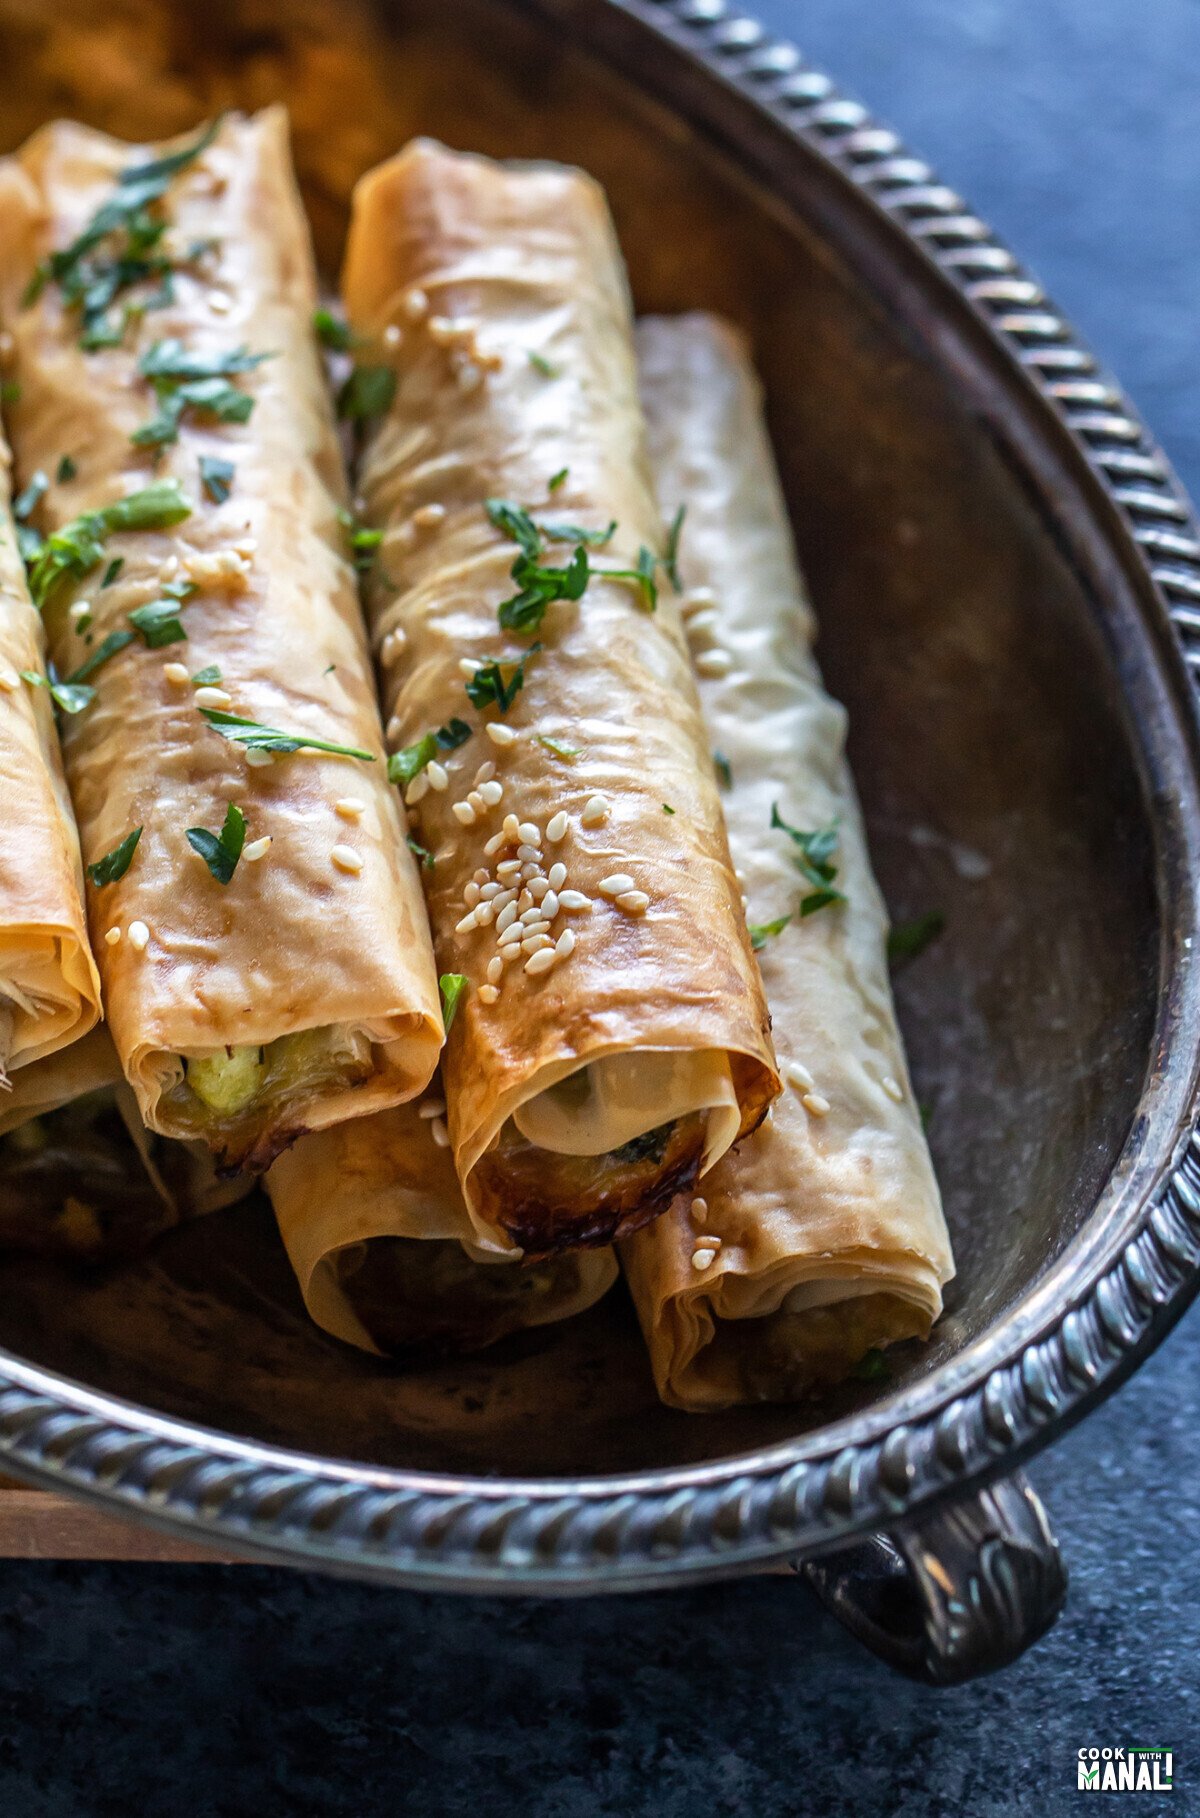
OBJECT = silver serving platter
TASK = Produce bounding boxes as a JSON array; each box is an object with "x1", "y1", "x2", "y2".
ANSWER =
[{"x1": 0, "y1": 0, "x2": 1198, "y2": 1683}]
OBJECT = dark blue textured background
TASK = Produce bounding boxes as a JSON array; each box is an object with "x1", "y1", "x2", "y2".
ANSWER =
[{"x1": 4, "y1": 4, "x2": 1200, "y2": 1812}]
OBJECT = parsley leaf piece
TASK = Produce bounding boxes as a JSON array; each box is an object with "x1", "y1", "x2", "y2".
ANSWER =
[
  {"x1": 199, "y1": 709, "x2": 375, "y2": 762},
  {"x1": 87, "y1": 825, "x2": 141, "y2": 887},
  {"x1": 21, "y1": 669, "x2": 94, "y2": 714},
  {"x1": 15, "y1": 525, "x2": 43, "y2": 563},
  {"x1": 191, "y1": 665, "x2": 221, "y2": 687},
  {"x1": 313, "y1": 307, "x2": 355, "y2": 352},
  {"x1": 436, "y1": 718, "x2": 472, "y2": 751},
  {"x1": 536, "y1": 733, "x2": 579, "y2": 760},
  {"x1": 527, "y1": 350, "x2": 557, "y2": 378},
  {"x1": 121, "y1": 117, "x2": 222, "y2": 188},
  {"x1": 485, "y1": 498, "x2": 541, "y2": 560},
  {"x1": 464, "y1": 644, "x2": 539, "y2": 714},
  {"x1": 887, "y1": 911, "x2": 946, "y2": 966},
  {"x1": 749, "y1": 914, "x2": 791, "y2": 951},
  {"x1": 101, "y1": 558, "x2": 124, "y2": 589},
  {"x1": 139, "y1": 339, "x2": 269, "y2": 383},
  {"x1": 128, "y1": 598, "x2": 187, "y2": 648},
  {"x1": 337, "y1": 364, "x2": 396, "y2": 420},
  {"x1": 12, "y1": 471, "x2": 48, "y2": 522},
  {"x1": 387, "y1": 732, "x2": 438, "y2": 788},
  {"x1": 56, "y1": 455, "x2": 77, "y2": 484},
  {"x1": 186, "y1": 802, "x2": 246, "y2": 886},
  {"x1": 336, "y1": 507, "x2": 384, "y2": 574},
  {"x1": 599, "y1": 545, "x2": 659, "y2": 612},
  {"x1": 662, "y1": 802, "x2": 675, "y2": 815},
  {"x1": 439, "y1": 972, "x2": 468, "y2": 1031},
  {"x1": 770, "y1": 803, "x2": 845, "y2": 913},
  {"x1": 539, "y1": 518, "x2": 615, "y2": 548},
  {"x1": 498, "y1": 546, "x2": 589, "y2": 635},
  {"x1": 852, "y1": 1347, "x2": 891, "y2": 1384},
  {"x1": 68, "y1": 628, "x2": 135, "y2": 683},
  {"x1": 27, "y1": 482, "x2": 190, "y2": 608},
  {"x1": 664, "y1": 504, "x2": 686, "y2": 591},
  {"x1": 199, "y1": 455, "x2": 235, "y2": 503},
  {"x1": 713, "y1": 750, "x2": 733, "y2": 789},
  {"x1": 548, "y1": 467, "x2": 569, "y2": 493},
  {"x1": 407, "y1": 833, "x2": 435, "y2": 870}
]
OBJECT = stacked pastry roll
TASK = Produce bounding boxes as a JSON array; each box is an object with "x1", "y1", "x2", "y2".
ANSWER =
[{"x1": 1, "y1": 111, "x2": 443, "y2": 1170}]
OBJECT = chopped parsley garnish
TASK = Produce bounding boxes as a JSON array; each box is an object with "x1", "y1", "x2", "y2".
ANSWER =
[
  {"x1": 12, "y1": 471, "x2": 48, "y2": 522},
  {"x1": 191, "y1": 665, "x2": 221, "y2": 687},
  {"x1": 770, "y1": 803, "x2": 845, "y2": 916},
  {"x1": 527, "y1": 350, "x2": 557, "y2": 378},
  {"x1": 313, "y1": 307, "x2": 356, "y2": 352},
  {"x1": 20, "y1": 668, "x2": 94, "y2": 714},
  {"x1": 439, "y1": 972, "x2": 468, "y2": 1031},
  {"x1": 199, "y1": 710, "x2": 374, "y2": 762},
  {"x1": 548, "y1": 467, "x2": 569, "y2": 493},
  {"x1": 68, "y1": 628, "x2": 135, "y2": 683},
  {"x1": 663, "y1": 505, "x2": 686, "y2": 592},
  {"x1": 749, "y1": 914, "x2": 791, "y2": 951},
  {"x1": 86, "y1": 825, "x2": 142, "y2": 887},
  {"x1": 499, "y1": 545, "x2": 588, "y2": 635},
  {"x1": 388, "y1": 732, "x2": 438, "y2": 788},
  {"x1": 186, "y1": 802, "x2": 246, "y2": 886},
  {"x1": 24, "y1": 118, "x2": 221, "y2": 348},
  {"x1": 337, "y1": 507, "x2": 384, "y2": 575},
  {"x1": 132, "y1": 340, "x2": 268, "y2": 449},
  {"x1": 486, "y1": 497, "x2": 673, "y2": 630},
  {"x1": 26, "y1": 482, "x2": 190, "y2": 607},
  {"x1": 56, "y1": 456, "x2": 77, "y2": 484},
  {"x1": 485, "y1": 499, "x2": 541, "y2": 557},
  {"x1": 406, "y1": 833, "x2": 435, "y2": 870},
  {"x1": 538, "y1": 518, "x2": 616, "y2": 548},
  {"x1": 852, "y1": 1348, "x2": 891, "y2": 1383},
  {"x1": 601, "y1": 545, "x2": 659, "y2": 612},
  {"x1": 101, "y1": 558, "x2": 124, "y2": 589},
  {"x1": 199, "y1": 455, "x2": 235, "y2": 503},
  {"x1": 536, "y1": 733, "x2": 579, "y2": 760},
  {"x1": 713, "y1": 750, "x2": 733, "y2": 789},
  {"x1": 887, "y1": 911, "x2": 945, "y2": 966},
  {"x1": 128, "y1": 597, "x2": 188, "y2": 648},
  {"x1": 465, "y1": 645, "x2": 539, "y2": 714},
  {"x1": 662, "y1": 803, "x2": 675, "y2": 815},
  {"x1": 337, "y1": 364, "x2": 396, "y2": 421},
  {"x1": 436, "y1": 718, "x2": 472, "y2": 751}
]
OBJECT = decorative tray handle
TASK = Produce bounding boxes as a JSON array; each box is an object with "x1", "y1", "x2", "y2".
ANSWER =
[{"x1": 800, "y1": 1470, "x2": 1067, "y2": 1684}]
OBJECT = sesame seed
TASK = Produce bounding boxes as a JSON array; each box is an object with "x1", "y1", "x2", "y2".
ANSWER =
[
  {"x1": 128, "y1": 921, "x2": 150, "y2": 951},
  {"x1": 69, "y1": 598, "x2": 92, "y2": 624},
  {"x1": 464, "y1": 881, "x2": 481, "y2": 907},
  {"x1": 467, "y1": 790, "x2": 484, "y2": 813},
  {"x1": 691, "y1": 1196, "x2": 708, "y2": 1222},
  {"x1": 558, "y1": 890, "x2": 592, "y2": 912},
  {"x1": 330, "y1": 845, "x2": 363, "y2": 875},
  {"x1": 417, "y1": 1098, "x2": 446, "y2": 1119},
  {"x1": 486, "y1": 722, "x2": 517, "y2": 747},
  {"x1": 784, "y1": 1060, "x2": 815, "y2": 1092},
  {"x1": 245, "y1": 748, "x2": 274, "y2": 769},
  {"x1": 159, "y1": 555, "x2": 179, "y2": 580},
  {"x1": 517, "y1": 843, "x2": 541, "y2": 863},
  {"x1": 486, "y1": 956, "x2": 503, "y2": 984},
  {"x1": 208, "y1": 289, "x2": 233, "y2": 314},
  {"x1": 882, "y1": 1076, "x2": 905, "y2": 1102},
  {"x1": 681, "y1": 586, "x2": 717, "y2": 616},
  {"x1": 427, "y1": 316, "x2": 457, "y2": 345},
  {"x1": 163, "y1": 662, "x2": 189, "y2": 686},
  {"x1": 546, "y1": 812, "x2": 569, "y2": 844},
  {"x1": 555, "y1": 927, "x2": 575, "y2": 958},
  {"x1": 452, "y1": 801, "x2": 477, "y2": 826},
  {"x1": 474, "y1": 760, "x2": 496, "y2": 786},
  {"x1": 500, "y1": 944, "x2": 522, "y2": 967},
  {"x1": 403, "y1": 287, "x2": 428, "y2": 320},
  {"x1": 194, "y1": 685, "x2": 232, "y2": 709},
  {"x1": 243, "y1": 836, "x2": 272, "y2": 862},
  {"x1": 502, "y1": 814, "x2": 521, "y2": 840},
  {"x1": 386, "y1": 716, "x2": 403, "y2": 744},
  {"x1": 581, "y1": 795, "x2": 609, "y2": 826},
  {"x1": 405, "y1": 774, "x2": 430, "y2": 804},
  {"x1": 430, "y1": 1117, "x2": 451, "y2": 1149},
  {"x1": 473, "y1": 867, "x2": 489, "y2": 885},
  {"x1": 426, "y1": 761, "x2": 448, "y2": 792},
  {"x1": 691, "y1": 1247, "x2": 717, "y2": 1271},
  {"x1": 517, "y1": 889, "x2": 534, "y2": 911},
  {"x1": 547, "y1": 862, "x2": 567, "y2": 890},
  {"x1": 478, "y1": 983, "x2": 499, "y2": 1005},
  {"x1": 598, "y1": 873, "x2": 635, "y2": 897},
  {"x1": 104, "y1": 926, "x2": 121, "y2": 947},
  {"x1": 521, "y1": 934, "x2": 553, "y2": 955},
  {"x1": 479, "y1": 780, "x2": 503, "y2": 806},
  {"x1": 335, "y1": 798, "x2": 365, "y2": 820},
  {"x1": 524, "y1": 947, "x2": 557, "y2": 975},
  {"x1": 493, "y1": 888, "x2": 518, "y2": 910},
  {"x1": 803, "y1": 1092, "x2": 831, "y2": 1117},
  {"x1": 380, "y1": 628, "x2": 407, "y2": 666},
  {"x1": 520, "y1": 905, "x2": 549, "y2": 926},
  {"x1": 0, "y1": 669, "x2": 17, "y2": 692},
  {"x1": 540, "y1": 890, "x2": 559, "y2": 919},
  {"x1": 520, "y1": 862, "x2": 541, "y2": 882},
  {"x1": 496, "y1": 859, "x2": 521, "y2": 880},
  {"x1": 498, "y1": 919, "x2": 524, "y2": 946},
  {"x1": 527, "y1": 877, "x2": 550, "y2": 902},
  {"x1": 478, "y1": 882, "x2": 501, "y2": 903},
  {"x1": 616, "y1": 891, "x2": 650, "y2": 914},
  {"x1": 484, "y1": 831, "x2": 505, "y2": 856},
  {"x1": 685, "y1": 609, "x2": 719, "y2": 638},
  {"x1": 518, "y1": 821, "x2": 540, "y2": 845},
  {"x1": 455, "y1": 909, "x2": 479, "y2": 934},
  {"x1": 383, "y1": 322, "x2": 402, "y2": 349},
  {"x1": 233, "y1": 538, "x2": 257, "y2": 559},
  {"x1": 475, "y1": 901, "x2": 496, "y2": 926},
  {"x1": 695, "y1": 648, "x2": 733, "y2": 678}
]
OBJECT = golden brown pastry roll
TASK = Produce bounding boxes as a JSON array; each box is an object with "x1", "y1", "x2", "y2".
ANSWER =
[
  {"x1": 266, "y1": 1093, "x2": 617, "y2": 1356},
  {"x1": 622, "y1": 315, "x2": 954, "y2": 1409},
  {"x1": 2, "y1": 112, "x2": 442, "y2": 1169},
  {"x1": 0, "y1": 364, "x2": 100, "y2": 1075},
  {"x1": 341, "y1": 140, "x2": 778, "y2": 1260}
]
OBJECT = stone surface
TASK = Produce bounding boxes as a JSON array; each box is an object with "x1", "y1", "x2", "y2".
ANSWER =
[{"x1": 2, "y1": 2, "x2": 1199, "y2": 1812}]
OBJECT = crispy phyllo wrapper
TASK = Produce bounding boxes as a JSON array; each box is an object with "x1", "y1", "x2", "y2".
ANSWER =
[
  {"x1": 0, "y1": 112, "x2": 442, "y2": 1169},
  {"x1": 622, "y1": 316, "x2": 954, "y2": 1409},
  {"x1": 342, "y1": 142, "x2": 778, "y2": 1259}
]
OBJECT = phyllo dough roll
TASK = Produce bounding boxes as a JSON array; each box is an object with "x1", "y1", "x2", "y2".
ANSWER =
[
  {"x1": 342, "y1": 141, "x2": 778, "y2": 1258},
  {"x1": 4, "y1": 112, "x2": 442, "y2": 1169},
  {"x1": 267, "y1": 1095, "x2": 617, "y2": 1356},
  {"x1": 623, "y1": 315, "x2": 954, "y2": 1409},
  {"x1": 0, "y1": 378, "x2": 100, "y2": 1074}
]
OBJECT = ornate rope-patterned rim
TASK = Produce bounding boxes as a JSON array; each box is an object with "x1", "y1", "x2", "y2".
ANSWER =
[{"x1": 0, "y1": 0, "x2": 1199, "y2": 1587}]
